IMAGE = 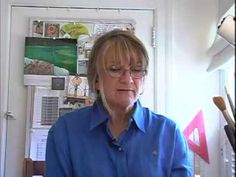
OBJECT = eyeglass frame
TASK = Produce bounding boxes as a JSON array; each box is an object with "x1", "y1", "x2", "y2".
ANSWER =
[{"x1": 105, "y1": 65, "x2": 147, "y2": 78}]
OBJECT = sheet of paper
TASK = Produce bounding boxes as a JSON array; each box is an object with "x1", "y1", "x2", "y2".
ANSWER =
[
  {"x1": 32, "y1": 86, "x2": 63, "y2": 128},
  {"x1": 30, "y1": 129, "x2": 49, "y2": 161}
]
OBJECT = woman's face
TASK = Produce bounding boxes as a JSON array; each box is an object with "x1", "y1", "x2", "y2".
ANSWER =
[{"x1": 96, "y1": 48, "x2": 145, "y2": 112}]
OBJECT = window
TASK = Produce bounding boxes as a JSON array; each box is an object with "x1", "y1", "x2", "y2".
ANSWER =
[{"x1": 219, "y1": 60, "x2": 235, "y2": 177}]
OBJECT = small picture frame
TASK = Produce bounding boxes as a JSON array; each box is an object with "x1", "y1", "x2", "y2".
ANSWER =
[
  {"x1": 45, "y1": 23, "x2": 60, "y2": 37},
  {"x1": 51, "y1": 77, "x2": 65, "y2": 90},
  {"x1": 33, "y1": 21, "x2": 44, "y2": 37},
  {"x1": 77, "y1": 60, "x2": 88, "y2": 76}
]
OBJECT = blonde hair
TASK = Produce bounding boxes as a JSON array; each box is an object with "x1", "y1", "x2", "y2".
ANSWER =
[{"x1": 87, "y1": 29, "x2": 149, "y2": 112}]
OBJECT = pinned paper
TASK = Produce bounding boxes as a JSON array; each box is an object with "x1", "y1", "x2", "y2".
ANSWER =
[{"x1": 183, "y1": 110, "x2": 210, "y2": 163}]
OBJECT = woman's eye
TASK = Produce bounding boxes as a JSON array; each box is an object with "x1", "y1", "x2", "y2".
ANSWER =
[
  {"x1": 132, "y1": 69, "x2": 142, "y2": 74},
  {"x1": 109, "y1": 68, "x2": 121, "y2": 73},
  {"x1": 132, "y1": 67, "x2": 142, "y2": 72},
  {"x1": 108, "y1": 66, "x2": 121, "y2": 73}
]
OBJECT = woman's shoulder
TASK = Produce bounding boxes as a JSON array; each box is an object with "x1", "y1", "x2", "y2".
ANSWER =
[
  {"x1": 143, "y1": 107, "x2": 178, "y2": 129},
  {"x1": 66, "y1": 105, "x2": 93, "y2": 117},
  {"x1": 51, "y1": 105, "x2": 93, "y2": 130}
]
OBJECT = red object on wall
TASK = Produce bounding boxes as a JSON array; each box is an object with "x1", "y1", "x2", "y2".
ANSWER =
[{"x1": 183, "y1": 110, "x2": 210, "y2": 163}]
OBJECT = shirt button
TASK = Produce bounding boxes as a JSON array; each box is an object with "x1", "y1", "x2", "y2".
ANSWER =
[{"x1": 118, "y1": 147, "x2": 123, "y2": 151}]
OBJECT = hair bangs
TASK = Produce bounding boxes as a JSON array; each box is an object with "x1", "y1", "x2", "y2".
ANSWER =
[{"x1": 100, "y1": 37, "x2": 147, "y2": 70}]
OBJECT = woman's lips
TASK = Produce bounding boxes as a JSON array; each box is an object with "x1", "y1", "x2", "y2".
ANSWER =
[{"x1": 117, "y1": 88, "x2": 134, "y2": 91}]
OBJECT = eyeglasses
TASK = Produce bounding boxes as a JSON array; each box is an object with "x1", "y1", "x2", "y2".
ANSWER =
[{"x1": 106, "y1": 65, "x2": 147, "y2": 78}]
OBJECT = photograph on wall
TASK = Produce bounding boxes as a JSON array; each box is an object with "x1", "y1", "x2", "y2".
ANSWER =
[
  {"x1": 64, "y1": 75, "x2": 90, "y2": 108},
  {"x1": 67, "y1": 75, "x2": 89, "y2": 98},
  {"x1": 45, "y1": 23, "x2": 60, "y2": 37},
  {"x1": 30, "y1": 20, "x2": 93, "y2": 39},
  {"x1": 24, "y1": 37, "x2": 77, "y2": 76},
  {"x1": 77, "y1": 60, "x2": 88, "y2": 76},
  {"x1": 33, "y1": 21, "x2": 44, "y2": 37},
  {"x1": 60, "y1": 22, "x2": 92, "y2": 39},
  {"x1": 93, "y1": 23, "x2": 135, "y2": 38}
]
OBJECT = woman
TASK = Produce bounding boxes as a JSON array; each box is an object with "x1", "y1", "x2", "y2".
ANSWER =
[{"x1": 45, "y1": 29, "x2": 192, "y2": 177}]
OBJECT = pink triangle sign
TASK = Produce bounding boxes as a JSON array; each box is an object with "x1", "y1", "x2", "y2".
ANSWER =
[{"x1": 183, "y1": 110, "x2": 210, "y2": 163}]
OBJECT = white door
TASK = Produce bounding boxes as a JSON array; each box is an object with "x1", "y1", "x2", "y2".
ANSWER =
[{"x1": 4, "y1": 6, "x2": 155, "y2": 177}]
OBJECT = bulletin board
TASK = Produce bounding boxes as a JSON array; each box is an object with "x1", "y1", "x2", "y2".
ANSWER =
[{"x1": 26, "y1": 17, "x2": 136, "y2": 160}]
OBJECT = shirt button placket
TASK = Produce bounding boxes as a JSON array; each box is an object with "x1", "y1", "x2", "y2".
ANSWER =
[{"x1": 117, "y1": 147, "x2": 127, "y2": 177}]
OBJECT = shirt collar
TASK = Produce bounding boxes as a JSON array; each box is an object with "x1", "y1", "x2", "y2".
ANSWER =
[
  {"x1": 89, "y1": 99, "x2": 146, "y2": 133},
  {"x1": 89, "y1": 99, "x2": 110, "y2": 131}
]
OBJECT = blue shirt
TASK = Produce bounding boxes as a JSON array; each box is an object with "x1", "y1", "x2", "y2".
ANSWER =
[{"x1": 45, "y1": 100, "x2": 192, "y2": 177}]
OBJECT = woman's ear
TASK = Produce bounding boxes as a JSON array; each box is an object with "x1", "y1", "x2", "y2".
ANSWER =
[
  {"x1": 139, "y1": 77, "x2": 145, "y2": 95},
  {"x1": 95, "y1": 77, "x2": 100, "y2": 91},
  {"x1": 139, "y1": 86, "x2": 144, "y2": 95}
]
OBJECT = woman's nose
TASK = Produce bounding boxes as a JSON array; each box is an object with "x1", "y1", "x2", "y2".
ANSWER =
[{"x1": 119, "y1": 69, "x2": 134, "y2": 83}]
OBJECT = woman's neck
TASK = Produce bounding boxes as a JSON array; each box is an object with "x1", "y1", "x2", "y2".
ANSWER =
[{"x1": 108, "y1": 108, "x2": 133, "y2": 139}]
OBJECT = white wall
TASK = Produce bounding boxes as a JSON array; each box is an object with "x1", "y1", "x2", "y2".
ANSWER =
[
  {"x1": 0, "y1": 0, "x2": 232, "y2": 177},
  {"x1": 169, "y1": 1, "x2": 221, "y2": 176},
  {"x1": 168, "y1": 1, "x2": 234, "y2": 177}
]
